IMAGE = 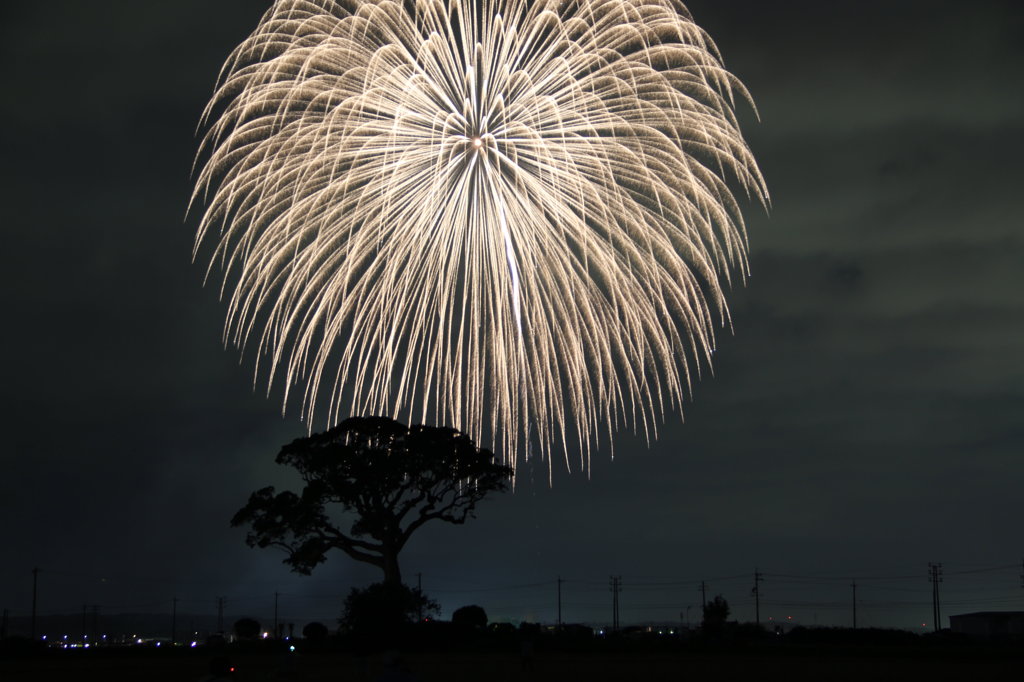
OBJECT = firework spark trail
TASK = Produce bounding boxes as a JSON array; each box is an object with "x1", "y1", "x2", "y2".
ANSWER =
[{"x1": 192, "y1": 0, "x2": 768, "y2": 472}]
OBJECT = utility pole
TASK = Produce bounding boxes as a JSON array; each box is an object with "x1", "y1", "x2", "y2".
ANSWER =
[
  {"x1": 31, "y1": 568, "x2": 39, "y2": 641},
  {"x1": 557, "y1": 576, "x2": 563, "y2": 629},
  {"x1": 928, "y1": 563, "x2": 943, "y2": 632},
  {"x1": 82, "y1": 605, "x2": 100, "y2": 641},
  {"x1": 417, "y1": 573, "x2": 423, "y2": 621},
  {"x1": 274, "y1": 592, "x2": 279, "y2": 639},
  {"x1": 700, "y1": 581, "x2": 707, "y2": 609},
  {"x1": 216, "y1": 597, "x2": 225, "y2": 634},
  {"x1": 851, "y1": 580, "x2": 857, "y2": 629},
  {"x1": 171, "y1": 597, "x2": 178, "y2": 645},
  {"x1": 752, "y1": 569, "x2": 764, "y2": 626},
  {"x1": 609, "y1": 576, "x2": 622, "y2": 632},
  {"x1": 90, "y1": 605, "x2": 99, "y2": 641}
]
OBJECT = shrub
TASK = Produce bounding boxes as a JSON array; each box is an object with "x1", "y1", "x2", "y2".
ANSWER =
[
  {"x1": 302, "y1": 621, "x2": 329, "y2": 641},
  {"x1": 233, "y1": 617, "x2": 261, "y2": 640},
  {"x1": 452, "y1": 605, "x2": 488, "y2": 630},
  {"x1": 341, "y1": 582, "x2": 438, "y2": 633}
]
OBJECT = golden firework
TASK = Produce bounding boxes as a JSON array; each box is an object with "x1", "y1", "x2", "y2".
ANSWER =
[{"x1": 193, "y1": 0, "x2": 767, "y2": 471}]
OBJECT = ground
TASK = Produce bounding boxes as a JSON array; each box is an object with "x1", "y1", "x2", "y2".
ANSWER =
[{"x1": 2, "y1": 648, "x2": 1022, "y2": 681}]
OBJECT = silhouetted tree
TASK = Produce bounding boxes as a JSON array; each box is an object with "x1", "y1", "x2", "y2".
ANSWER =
[
  {"x1": 302, "y1": 621, "x2": 329, "y2": 641},
  {"x1": 702, "y1": 595, "x2": 730, "y2": 633},
  {"x1": 233, "y1": 617, "x2": 261, "y2": 640},
  {"x1": 452, "y1": 604, "x2": 488, "y2": 630},
  {"x1": 231, "y1": 416, "x2": 513, "y2": 585},
  {"x1": 341, "y1": 582, "x2": 439, "y2": 633}
]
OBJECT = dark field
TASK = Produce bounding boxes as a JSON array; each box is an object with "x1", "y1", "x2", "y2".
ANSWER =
[{"x1": 3, "y1": 647, "x2": 1022, "y2": 681}]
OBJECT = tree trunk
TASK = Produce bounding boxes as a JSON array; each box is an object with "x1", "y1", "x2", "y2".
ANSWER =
[{"x1": 381, "y1": 548, "x2": 402, "y2": 586}]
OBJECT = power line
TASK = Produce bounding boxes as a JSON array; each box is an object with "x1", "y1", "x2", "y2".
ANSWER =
[{"x1": 22, "y1": 560, "x2": 1024, "y2": 631}]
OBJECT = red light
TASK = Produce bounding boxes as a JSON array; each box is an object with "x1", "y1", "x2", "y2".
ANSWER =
[{"x1": 230, "y1": 667, "x2": 235, "y2": 672}]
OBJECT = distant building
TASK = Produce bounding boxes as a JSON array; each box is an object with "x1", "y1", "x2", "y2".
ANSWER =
[{"x1": 949, "y1": 612, "x2": 1024, "y2": 637}]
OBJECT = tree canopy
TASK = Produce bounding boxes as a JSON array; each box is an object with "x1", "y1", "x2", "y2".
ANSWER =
[
  {"x1": 231, "y1": 416, "x2": 513, "y2": 584},
  {"x1": 703, "y1": 594, "x2": 730, "y2": 631}
]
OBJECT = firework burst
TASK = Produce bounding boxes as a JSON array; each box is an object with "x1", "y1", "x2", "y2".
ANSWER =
[{"x1": 193, "y1": 0, "x2": 767, "y2": 470}]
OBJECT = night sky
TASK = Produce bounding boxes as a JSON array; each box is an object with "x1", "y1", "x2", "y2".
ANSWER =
[{"x1": 3, "y1": 1, "x2": 1023, "y2": 632}]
